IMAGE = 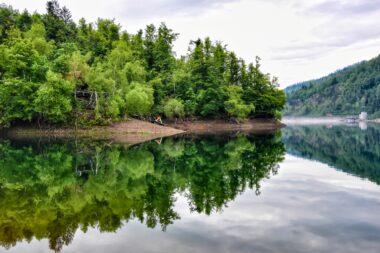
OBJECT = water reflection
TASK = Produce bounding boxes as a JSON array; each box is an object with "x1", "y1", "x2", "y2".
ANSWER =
[
  {"x1": 283, "y1": 124, "x2": 380, "y2": 184},
  {"x1": 359, "y1": 121, "x2": 368, "y2": 131},
  {"x1": 0, "y1": 133, "x2": 285, "y2": 252}
]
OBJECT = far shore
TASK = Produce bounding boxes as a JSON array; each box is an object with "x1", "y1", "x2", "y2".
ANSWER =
[
  {"x1": 283, "y1": 116, "x2": 380, "y2": 127},
  {"x1": 283, "y1": 117, "x2": 346, "y2": 125},
  {"x1": 1, "y1": 118, "x2": 285, "y2": 145}
]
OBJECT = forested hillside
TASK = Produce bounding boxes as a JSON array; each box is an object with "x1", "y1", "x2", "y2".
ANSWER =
[
  {"x1": 285, "y1": 55, "x2": 380, "y2": 117},
  {"x1": 0, "y1": 1, "x2": 285, "y2": 128},
  {"x1": 284, "y1": 63, "x2": 361, "y2": 93}
]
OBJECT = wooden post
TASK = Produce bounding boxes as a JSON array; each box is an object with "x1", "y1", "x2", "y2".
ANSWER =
[
  {"x1": 74, "y1": 90, "x2": 78, "y2": 132},
  {"x1": 95, "y1": 91, "x2": 98, "y2": 111}
]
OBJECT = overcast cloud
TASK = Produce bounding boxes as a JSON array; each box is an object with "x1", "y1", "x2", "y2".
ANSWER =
[{"x1": 2, "y1": 0, "x2": 380, "y2": 88}]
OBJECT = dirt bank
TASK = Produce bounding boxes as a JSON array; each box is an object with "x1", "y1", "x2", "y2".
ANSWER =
[
  {"x1": 2, "y1": 118, "x2": 284, "y2": 144},
  {"x1": 3, "y1": 119, "x2": 184, "y2": 145},
  {"x1": 167, "y1": 119, "x2": 285, "y2": 134}
]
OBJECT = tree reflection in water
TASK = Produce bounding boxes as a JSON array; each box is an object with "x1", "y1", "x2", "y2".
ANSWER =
[
  {"x1": 283, "y1": 125, "x2": 380, "y2": 184},
  {"x1": 0, "y1": 133, "x2": 285, "y2": 252}
]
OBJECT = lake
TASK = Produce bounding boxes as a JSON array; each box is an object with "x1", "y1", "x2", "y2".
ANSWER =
[{"x1": 1, "y1": 124, "x2": 380, "y2": 253}]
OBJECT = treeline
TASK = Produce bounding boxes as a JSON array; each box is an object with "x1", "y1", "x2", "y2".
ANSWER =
[
  {"x1": 0, "y1": 1, "x2": 285, "y2": 127},
  {"x1": 284, "y1": 62, "x2": 361, "y2": 93},
  {"x1": 285, "y1": 55, "x2": 380, "y2": 117}
]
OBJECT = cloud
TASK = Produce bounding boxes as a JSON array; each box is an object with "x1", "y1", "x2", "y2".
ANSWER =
[
  {"x1": 111, "y1": 0, "x2": 240, "y2": 19},
  {"x1": 2, "y1": 0, "x2": 239, "y2": 24},
  {"x1": 272, "y1": 26, "x2": 380, "y2": 62},
  {"x1": 264, "y1": 0, "x2": 380, "y2": 72},
  {"x1": 310, "y1": 0, "x2": 380, "y2": 16}
]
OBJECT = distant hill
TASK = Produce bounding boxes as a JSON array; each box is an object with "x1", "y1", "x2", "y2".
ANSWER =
[
  {"x1": 284, "y1": 63, "x2": 361, "y2": 93},
  {"x1": 284, "y1": 55, "x2": 380, "y2": 118}
]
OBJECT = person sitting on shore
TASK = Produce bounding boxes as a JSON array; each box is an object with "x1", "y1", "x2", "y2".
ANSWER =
[{"x1": 155, "y1": 115, "x2": 163, "y2": 125}]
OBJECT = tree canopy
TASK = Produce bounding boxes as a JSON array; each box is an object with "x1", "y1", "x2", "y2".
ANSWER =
[{"x1": 0, "y1": 1, "x2": 285, "y2": 128}]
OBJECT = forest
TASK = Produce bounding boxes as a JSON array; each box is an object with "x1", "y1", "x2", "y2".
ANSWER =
[
  {"x1": 0, "y1": 1, "x2": 285, "y2": 128},
  {"x1": 285, "y1": 54, "x2": 380, "y2": 117}
]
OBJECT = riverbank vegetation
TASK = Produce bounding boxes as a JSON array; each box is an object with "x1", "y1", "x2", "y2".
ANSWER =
[{"x1": 0, "y1": 1, "x2": 285, "y2": 128}]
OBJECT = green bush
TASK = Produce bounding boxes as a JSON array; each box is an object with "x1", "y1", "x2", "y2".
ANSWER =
[
  {"x1": 125, "y1": 85, "x2": 154, "y2": 117},
  {"x1": 163, "y1": 98, "x2": 185, "y2": 119}
]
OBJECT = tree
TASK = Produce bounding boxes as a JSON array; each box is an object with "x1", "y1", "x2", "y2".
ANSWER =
[
  {"x1": 226, "y1": 52, "x2": 239, "y2": 85},
  {"x1": 143, "y1": 24, "x2": 156, "y2": 72},
  {"x1": 163, "y1": 98, "x2": 185, "y2": 119},
  {"x1": 0, "y1": 78, "x2": 38, "y2": 126},
  {"x1": 17, "y1": 9, "x2": 32, "y2": 32},
  {"x1": 125, "y1": 85, "x2": 154, "y2": 117},
  {"x1": 34, "y1": 71, "x2": 74, "y2": 123},
  {"x1": 92, "y1": 19, "x2": 120, "y2": 57},
  {"x1": 51, "y1": 43, "x2": 77, "y2": 75},
  {"x1": 189, "y1": 38, "x2": 234, "y2": 117},
  {"x1": 152, "y1": 23, "x2": 178, "y2": 77},
  {"x1": 224, "y1": 86, "x2": 254, "y2": 120},
  {"x1": 43, "y1": 0, "x2": 77, "y2": 43},
  {"x1": 0, "y1": 5, "x2": 17, "y2": 42},
  {"x1": 67, "y1": 51, "x2": 90, "y2": 86}
]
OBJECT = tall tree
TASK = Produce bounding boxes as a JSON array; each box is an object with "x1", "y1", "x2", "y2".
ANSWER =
[{"x1": 43, "y1": 0, "x2": 76, "y2": 43}]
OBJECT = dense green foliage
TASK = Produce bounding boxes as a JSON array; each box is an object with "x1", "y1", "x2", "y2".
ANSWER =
[
  {"x1": 163, "y1": 98, "x2": 185, "y2": 119},
  {"x1": 285, "y1": 55, "x2": 380, "y2": 117},
  {"x1": 0, "y1": 134, "x2": 284, "y2": 251},
  {"x1": 0, "y1": 1, "x2": 284, "y2": 127},
  {"x1": 283, "y1": 125, "x2": 380, "y2": 184}
]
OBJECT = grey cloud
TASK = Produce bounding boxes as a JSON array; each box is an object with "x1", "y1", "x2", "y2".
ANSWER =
[
  {"x1": 273, "y1": 28, "x2": 380, "y2": 62},
  {"x1": 270, "y1": 1, "x2": 380, "y2": 63},
  {"x1": 113, "y1": 0, "x2": 239, "y2": 19},
  {"x1": 310, "y1": 0, "x2": 380, "y2": 16},
  {"x1": 261, "y1": 0, "x2": 380, "y2": 16}
]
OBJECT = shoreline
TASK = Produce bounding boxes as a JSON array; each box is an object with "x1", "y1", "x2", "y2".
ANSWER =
[
  {"x1": 1, "y1": 118, "x2": 285, "y2": 144},
  {"x1": 282, "y1": 116, "x2": 379, "y2": 125},
  {"x1": 283, "y1": 117, "x2": 346, "y2": 125},
  {"x1": 167, "y1": 119, "x2": 285, "y2": 133}
]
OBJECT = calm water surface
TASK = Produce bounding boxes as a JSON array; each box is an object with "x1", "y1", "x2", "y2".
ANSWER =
[{"x1": 1, "y1": 124, "x2": 380, "y2": 253}]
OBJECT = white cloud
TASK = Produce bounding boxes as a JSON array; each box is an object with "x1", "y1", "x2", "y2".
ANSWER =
[{"x1": 2, "y1": 0, "x2": 380, "y2": 88}]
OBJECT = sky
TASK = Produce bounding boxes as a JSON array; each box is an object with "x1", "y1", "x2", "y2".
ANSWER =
[{"x1": 2, "y1": 0, "x2": 380, "y2": 88}]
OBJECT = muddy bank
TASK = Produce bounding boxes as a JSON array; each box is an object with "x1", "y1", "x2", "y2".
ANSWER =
[
  {"x1": 2, "y1": 119, "x2": 184, "y2": 145},
  {"x1": 1, "y1": 118, "x2": 284, "y2": 144},
  {"x1": 167, "y1": 119, "x2": 285, "y2": 134}
]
